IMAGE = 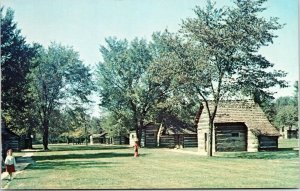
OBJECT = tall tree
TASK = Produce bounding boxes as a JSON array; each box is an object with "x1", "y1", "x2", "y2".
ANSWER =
[
  {"x1": 294, "y1": 81, "x2": 298, "y2": 102},
  {"x1": 153, "y1": 0, "x2": 287, "y2": 156},
  {"x1": 1, "y1": 7, "x2": 38, "y2": 132},
  {"x1": 96, "y1": 37, "x2": 171, "y2": 145},
  {"x1": 274, "y1": 105, "x2": 297, "y2": 130},
  {"x1": 274, "y1": 82, "x2": 298, "y2": 130},
  {"x1": 29, "y1": 43, "x2": 94, "y2": 150}
]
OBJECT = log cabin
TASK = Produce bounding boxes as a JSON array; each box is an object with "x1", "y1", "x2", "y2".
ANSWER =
[
  {"x1": 279, "y1": 126, "x2": 299, "y2": 139},
  {"x1": 198, "y1": 100, "x2": 280, "y2": 153},
  {"x1": 138, "y1": 115, "x2": 198, "y2": 148},
  {"x1": 1, "y1": 120, "x2": 22, "y2": 163}
]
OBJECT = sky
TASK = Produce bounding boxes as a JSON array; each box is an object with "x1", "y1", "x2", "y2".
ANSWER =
[{"x1": 2, "y1": 0, "x2": 299, "y2": 116}]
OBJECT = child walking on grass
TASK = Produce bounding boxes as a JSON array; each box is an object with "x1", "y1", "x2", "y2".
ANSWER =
[
  {"x1": 133, "y1": 140, "x2": 139, "y2": 157},
  {"x1": 4, "y1": 149, "x2": 16, "y2": 181}
]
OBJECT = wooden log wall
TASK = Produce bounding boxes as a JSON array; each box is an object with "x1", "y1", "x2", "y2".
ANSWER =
[
  {"x1": 9, "y1": 138, "x2": 21, "y2": 151},
  {"x1": 259, "y1": 136, "x2": 278, "y2": 150},
  {"x1": 19, "y1": 135, "x2": 26, "y2": 149},
  {"x1": 159, "y1": 135, "x2": 175, "y2": 148},
  {"x1": 183, "y1": 134, "x2": 197, "y2": 148},
  {"x1": 215, "y1": 124, "x2": 247, "y2": 152},
  {"x1": 142, "y1": 126, "x2": 159, "y2": 147},
  {"x1": 2, "y1": 133, "x2": 21, "y2": 151},
  {"x1": 93, "y1": 138, "x2": 100, "y2": 144},
  {"x1": 112, "y1": 136, "x2": 129, "y2": 145}
]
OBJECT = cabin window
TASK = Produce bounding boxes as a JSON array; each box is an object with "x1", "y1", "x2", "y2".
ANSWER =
[{"x1": 232, "y1": 133, "x2": 239, "y2": 137}]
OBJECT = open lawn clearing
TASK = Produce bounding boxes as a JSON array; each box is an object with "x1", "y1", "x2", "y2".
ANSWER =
[{"x1": 3, "y1": 143, "x2": 299, "y2": 189}]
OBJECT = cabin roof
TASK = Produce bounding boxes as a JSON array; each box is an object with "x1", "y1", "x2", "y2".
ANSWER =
[
  {"x1": 160, "y1": 113, "x2": 196, "y2": 135},
  {"x1": 1, "y1": 123, "x2": 20, "y2": 138},
  {"x1": 201, "y1": 100, "x2": 280, "y2": 136},
  {"x1": 91, "y1": 132, "x2": 107, "y2": 138}
]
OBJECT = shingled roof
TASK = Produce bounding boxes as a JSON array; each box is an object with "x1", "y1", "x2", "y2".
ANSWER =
[
  {"x1": 203, "y1": 100, "x2": 280, "y2": 136},
  {"x1": 160, "y1": 113, "x2": 196, "y2": 135}
]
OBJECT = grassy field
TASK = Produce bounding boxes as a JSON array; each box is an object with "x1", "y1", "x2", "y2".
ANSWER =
[{"x1": 2, "y1": 139, "x2": 299, "y2": 189}]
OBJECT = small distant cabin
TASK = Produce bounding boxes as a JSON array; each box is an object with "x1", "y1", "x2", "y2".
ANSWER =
[
  {"x1": 112, "y1": 135, "x2": 129, "y2": 145},
  {"x1": 90, "y1": 132, "x2": 129, "y2": 145},
  {"x1": 1, "y1": 120, "x2": 22, "y2": 162},
  {"x1": 198, "y1": 100, "x2": 280, "y2": 153},
  {"x1": 279, "y1": 126, "x2": 299, "y2": 139},
  {"x1": 137, "y1": 115, "x2": 197, "y2": 148},
  {"x1": 90, "y1": 133, "x2": 107, "y2": 144},
  {"x1": 158, "y1": 114, "x2": 197, "y2": 148}
]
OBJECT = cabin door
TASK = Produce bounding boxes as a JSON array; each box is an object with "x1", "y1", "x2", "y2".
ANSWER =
[{"x1": 174, "y1": 135, "x2": 184, "y2": 148}]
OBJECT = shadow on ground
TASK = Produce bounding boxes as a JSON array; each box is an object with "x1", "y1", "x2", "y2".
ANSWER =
[
  {"x1": 218, "y1": 150, "x2": 299, "y2": 159},
  {"x1": 32, "y1": 152, "x2": 147, "y2": 161},
  {"x1": 21, "y1": 145, "x2": 131, "y2": 152},
  {"x1": 29, "y1": 160, "x2": 114, "y2": 170},
  {"x1": 25, "y1": 151, "x2": 148, "y2": 171}
]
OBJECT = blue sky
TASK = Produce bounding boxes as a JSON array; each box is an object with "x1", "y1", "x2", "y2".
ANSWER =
[{"x1": 2, "y1": 0, "x2": 298, "y2": 115}]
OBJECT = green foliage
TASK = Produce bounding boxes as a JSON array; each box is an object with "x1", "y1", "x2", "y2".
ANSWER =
[
  {"x1": 274, "y1": 105, "x2": 298, "y2": 129},
  {"x1": 100, "y1": 112, "x2": 130, "y2": 137},
  {"x1": 29, "y1": 43, "x2": 94, "y2": 149},
  {"x1": 88, "y1": 117, "x2": 102, "y2": 134},
  {"x1": 180, "y1": 0, "x2": 287, "y2": 102},
  {"x1": 0, "y1": 7, "x2": 39, "y2": 133},
  {"x1": 150, "y1": 0, "x2": 287, "y2": 156},
  {"x1": 96, "y1": 37, "x2": 172, "y2": 142},
  {"x1": 273, "y1": 94, "x2": 298, "y2": 129},
  {"x1": 293, "y1": 81, "x2": 298, "y2": 101}
]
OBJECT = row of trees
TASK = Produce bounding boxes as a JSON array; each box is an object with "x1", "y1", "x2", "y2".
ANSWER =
[
  {"x1": 96, "y1": 0, "x2": 290, "y2": 156},
  {"x1": 1, "y1": 8, "x2": 95, "y2": 150},
  {"x1": 272, "y1": 82, "x2": 298, "y2": 130},
  {"x1": 1, "y1": 0, "x2": 297, "y2": 155}
]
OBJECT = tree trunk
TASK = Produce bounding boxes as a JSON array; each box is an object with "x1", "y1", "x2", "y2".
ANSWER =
[
  {"x1": 139, "y1": 120, "x2": 144, "y2": 147},
  {"x1": 135, "y1": 120, "x2": 144, "y2": 147},
  {"x1": 85, "y1": 124, "x2": 88, "y2": 146},
  {"x1": 135, "y1": 124, "x2": 141, "y2": 147},
  {"x1": 207, "y1": 119, "x2": 213, "y2": 156},
  {"x1": 42, "y1": 119, "x2": 49, "y2": 150},
  {"x1": 27, "y1": 126, "x2": 33, "y2": 149}
]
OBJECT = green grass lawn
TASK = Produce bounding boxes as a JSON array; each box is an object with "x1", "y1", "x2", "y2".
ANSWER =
[{"x1": 3, "y1": 139, "x2": 299, "y2": 189}]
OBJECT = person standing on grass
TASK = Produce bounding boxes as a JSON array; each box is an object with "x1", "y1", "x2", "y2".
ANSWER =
[
  {"x1": 4, "y1": 149, "x2": 16, "y2": 181},
  {"x1": 133, "y1": 140, "x2": 139, "y2": 157}
]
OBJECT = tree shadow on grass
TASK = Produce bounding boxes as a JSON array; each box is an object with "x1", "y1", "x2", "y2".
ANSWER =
[
  {"x1": 50, "y1": 145, "x2": 131, "y2": 152},
  {"x1": 218, "y1": 150, "x2": 299, "y2": 159},
  {"x1": 28, "y1": 152, "x2": 148, "y2": 171},
  {"x1": 28, "y1": 160, "x2": 114, "y2": 170},
  {"x1": 13, "y1": 177, "x2": 37, "y2": 180},
  {"x1": 22, "y1": 145, "x2": 131, "y2": 152},
  {"x1": 32, "y1": 152, "x2": 144, "y2": 161}
]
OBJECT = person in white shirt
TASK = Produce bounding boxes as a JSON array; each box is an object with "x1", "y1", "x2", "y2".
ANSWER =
[{"x1": 4, "y1": 149, "x2": 16, "y2": 181}]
